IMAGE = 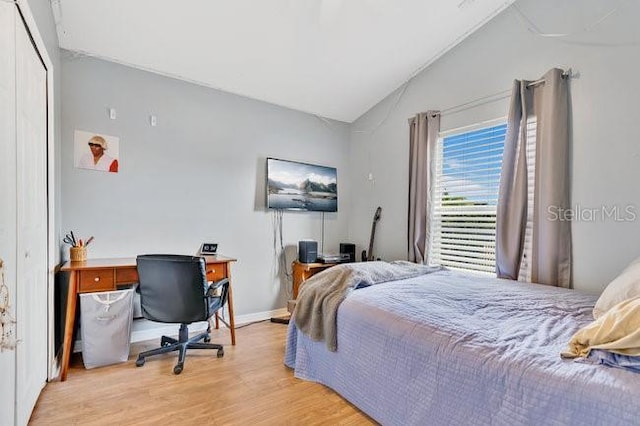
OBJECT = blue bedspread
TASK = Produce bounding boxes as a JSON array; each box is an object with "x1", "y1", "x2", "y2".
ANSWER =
[
  {"x1": 584, "y1": 349, "x2": 640, "y2": 373},
  {"x1": 285, "y1": 269, "x2": 640, "y2": 425}
]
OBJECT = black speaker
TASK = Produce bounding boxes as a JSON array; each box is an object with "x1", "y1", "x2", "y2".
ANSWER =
[
  {"x1": 298, "y1": 240, "x2": 318, "y2": 263},
  {"x1": 340, "y1": 243, "x2": 356, "y2": 263}
]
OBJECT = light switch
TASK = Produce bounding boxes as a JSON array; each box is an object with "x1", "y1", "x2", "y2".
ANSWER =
[{"x1": 108, "y1": 108, "x2": 116, "y2": 120}]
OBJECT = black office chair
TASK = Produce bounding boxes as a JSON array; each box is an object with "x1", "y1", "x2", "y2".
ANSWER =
[{"x1": 135, "y1": 254, "x2": 229, "y2": 374}]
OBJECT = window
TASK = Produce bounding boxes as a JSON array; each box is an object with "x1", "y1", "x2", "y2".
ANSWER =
[{"x1": 429, "y1": 122, "x2": 507, "y2": 274}]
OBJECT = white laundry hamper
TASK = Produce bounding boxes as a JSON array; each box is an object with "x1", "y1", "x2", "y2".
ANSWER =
[{"x1": 79, "y1": 289, "x2": 135, "y2": 369}]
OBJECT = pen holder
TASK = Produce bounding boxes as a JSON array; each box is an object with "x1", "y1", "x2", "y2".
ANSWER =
[{"x1": 70, "y1": 246, "x2": 87, "y2": 262}]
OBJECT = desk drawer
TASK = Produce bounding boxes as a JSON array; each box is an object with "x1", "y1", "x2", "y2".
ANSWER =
[
  {"x1": 79, "y1": 269, "x2": 115, "y2": 293},
  {"x1": 116, "y1": 268, "x2": 138, "y2": 284},
  {"x1": 206, "y1": 264, "x2": 227, "y2": 282}
]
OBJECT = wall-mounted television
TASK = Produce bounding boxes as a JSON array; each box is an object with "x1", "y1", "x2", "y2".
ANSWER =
[{"x1": 267, "y1": 157, "x2": 337, "y2": 212}]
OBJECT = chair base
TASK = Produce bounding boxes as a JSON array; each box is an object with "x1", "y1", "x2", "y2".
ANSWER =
[{"x1": 135, "y1": 323, "x2": 223, "y2": 374}]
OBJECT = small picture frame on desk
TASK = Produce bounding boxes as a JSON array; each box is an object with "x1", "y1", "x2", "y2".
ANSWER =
[{"x1": 200, "y1": 243, "x2": 218, "y2": 256}]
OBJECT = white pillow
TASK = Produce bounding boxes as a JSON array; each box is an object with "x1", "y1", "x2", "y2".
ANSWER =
[{"x1": 593, "y1": 256, "x2": 640, "y2": 319}]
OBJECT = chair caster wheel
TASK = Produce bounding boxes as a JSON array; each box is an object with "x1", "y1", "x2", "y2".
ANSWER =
[
  {"x1": 204, "y1": 336, "x2": 211, "y2": 343},
  {"x1": 217, "y1": 349, "x2": 224, "y2": 358},
  {"x1": 136, "y1": 358, "x2": 145, "y2": 367},
  {"x1": 173, "y1": 364, "x2": 183, "y2": 374}
]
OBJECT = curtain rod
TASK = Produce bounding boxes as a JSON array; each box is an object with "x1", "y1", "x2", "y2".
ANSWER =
[
  {"x1": 526, "y1": 68, "x2": 572, "y2": 88},
  {"x1": 439, "y1": 68, "x2": 574, "y2": 117}
]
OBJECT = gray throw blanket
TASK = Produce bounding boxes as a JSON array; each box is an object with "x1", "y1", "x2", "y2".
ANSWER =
[{"x1": 293, "y1": 261, "x2": 442, "y2": 351}]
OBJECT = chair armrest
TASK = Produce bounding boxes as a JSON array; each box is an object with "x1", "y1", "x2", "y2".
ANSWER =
[{"x1": 206, "y1": 278, "x2": 229, "y2": 297}]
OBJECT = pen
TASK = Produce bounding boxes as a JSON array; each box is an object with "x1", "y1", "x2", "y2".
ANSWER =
[
  {"x1": 70, "y1": 231, "x2": 77, "y2": 246},
  {"x1": 85, "y1": 236, "x2": 94, "y2": 246}
]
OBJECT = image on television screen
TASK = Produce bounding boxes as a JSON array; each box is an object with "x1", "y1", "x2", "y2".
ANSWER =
[{"x1": 267, "y1": 158, "x2": 337, "y2": 212}]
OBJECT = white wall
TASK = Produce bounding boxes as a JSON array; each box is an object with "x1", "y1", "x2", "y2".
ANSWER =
[
  {"x1": 348, "y1": 0, "x2": 640, "y2": 293},
  {"x1": 61, "y1": 55, "x2": 350, "y2": 315}
]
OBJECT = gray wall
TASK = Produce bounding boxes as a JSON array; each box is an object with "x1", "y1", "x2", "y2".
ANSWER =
[
  {"x1": 61, "y1": 55, "x2": 350, "y2": 315},
  {"x1": 59, "y1": 0, "x2": 640, "y2": 307},
  {"x1": 349, "y1": 0, "x2": 640, "y2": 293}
]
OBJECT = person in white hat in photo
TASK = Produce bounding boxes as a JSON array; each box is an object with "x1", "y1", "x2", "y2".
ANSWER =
[{"x1": 78, "y1": 135, "x2": 119, "y2": 172}]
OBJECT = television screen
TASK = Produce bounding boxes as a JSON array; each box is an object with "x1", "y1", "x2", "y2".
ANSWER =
[{"x1": 267, "y1": 158, "x2": 337, "y2": 212}]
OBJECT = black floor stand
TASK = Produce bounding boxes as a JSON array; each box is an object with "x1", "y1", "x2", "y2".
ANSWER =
[{"x1": 270, "y1": 316, "x2": 290, "y2": 324}]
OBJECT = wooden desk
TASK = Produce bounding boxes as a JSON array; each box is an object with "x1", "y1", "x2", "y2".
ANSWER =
[{"x1": 58, "y1": 255, "x2": 237, "y2": 381}]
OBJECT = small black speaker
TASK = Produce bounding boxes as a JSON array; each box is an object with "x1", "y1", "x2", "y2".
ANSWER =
[
  {"x1": 298, "y1": 240, "x2": 318, "y2": 263},
  {"x1": 340, "y1": 243, "x2": 356, "y2": 263}
]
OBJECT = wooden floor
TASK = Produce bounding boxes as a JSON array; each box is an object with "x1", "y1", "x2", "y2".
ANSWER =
[{"x1": 30, "y1": 321, "x2": 376, "y2": 425}]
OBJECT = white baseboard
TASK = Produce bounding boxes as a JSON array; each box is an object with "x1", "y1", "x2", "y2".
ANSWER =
[
  {"x1": 73, "y1": 307, "x2": 290, "y2": 352},
  {"x1": 235, "y1": 307, "x2": 289, "y2": 324},
  {"x1": 130, "y1": 321, "x2": 208, "y2": 343}
]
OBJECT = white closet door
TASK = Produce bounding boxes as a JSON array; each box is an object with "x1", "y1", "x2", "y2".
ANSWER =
[
  {"x1": 0, "y1": 2, "x2": 17, "y2": 424},
  {"x1": 15, "y1": 9, "x2": 48, "y2": 425}
]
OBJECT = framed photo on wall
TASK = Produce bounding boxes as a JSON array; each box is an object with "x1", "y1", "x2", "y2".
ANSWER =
[{"x1": 74, "y1": 130, "x2": 120, "y2": 173}]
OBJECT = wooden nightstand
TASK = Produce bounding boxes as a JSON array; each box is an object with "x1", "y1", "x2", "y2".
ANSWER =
[
  {"x1": 292, "y1": 260, "x2": 340, "y2": 299},
  {"x1": 276, "y1": 260, "x2": 342, "y2": 321}
]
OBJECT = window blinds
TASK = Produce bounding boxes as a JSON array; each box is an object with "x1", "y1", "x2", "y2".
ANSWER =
[
  {"x1": 518, "y1": 117, "x2": 537, "y2": 282},
  {"x1": 430, "y1": 123, "x2": 507, "y2": 274}
]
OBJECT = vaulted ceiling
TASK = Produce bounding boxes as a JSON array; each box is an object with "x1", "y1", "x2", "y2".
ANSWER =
[{"x1": 52, "y1": 0, "x2": 515, "y2": 122}]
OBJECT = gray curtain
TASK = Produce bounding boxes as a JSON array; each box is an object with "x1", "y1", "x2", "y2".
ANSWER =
[
  {"x1": 408, "y1": 111, "x2": 440, "y2": 264},
  {"x1": 496, "y1": 68, "x2": 571, "y2": 287}
]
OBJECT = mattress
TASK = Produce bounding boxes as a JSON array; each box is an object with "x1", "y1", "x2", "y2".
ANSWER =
[{"x1": 285, "y1": 268, "x2": 640, "y2": 425}]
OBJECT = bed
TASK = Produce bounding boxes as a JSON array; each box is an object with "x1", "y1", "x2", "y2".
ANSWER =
[{"x1": 284, "y1": 267, "x2": 640, "y2": 425}]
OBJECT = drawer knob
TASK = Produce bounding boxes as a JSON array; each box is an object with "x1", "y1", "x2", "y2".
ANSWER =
[{"x1": 94, "y1": 277, "x2": 100, "y2": 282}]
